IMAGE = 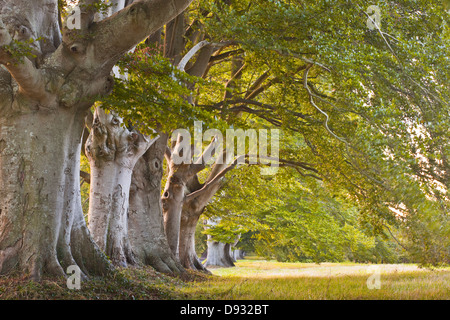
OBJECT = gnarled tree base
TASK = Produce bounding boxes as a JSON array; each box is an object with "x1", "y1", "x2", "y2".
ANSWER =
[
  {"x1": 128, "y1": 135, "x2": 184, "y2": 274},
  {"x1": 0, "y1": 109, "x2": 112, "y2": 280}
]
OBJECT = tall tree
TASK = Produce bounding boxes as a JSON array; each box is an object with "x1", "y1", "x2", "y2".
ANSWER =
[
  {"x1": 85, "y1": 107, "x2": 155, "y2": 267},
  {"x1": 0, "y1": 0, "x2": 194, "y2": 280},
  {"x1": 128, "y1": 134, "x2": 184, "y2": 273}
]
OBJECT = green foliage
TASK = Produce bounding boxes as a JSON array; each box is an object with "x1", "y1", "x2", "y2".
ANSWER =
[
  {"x1": 191, "y1": 0, "x2": 449, "y2": 265},
  {"x1": 59, "y1": 0, "x2": 114, "y2": 18},
  {"x1": 100, "y1": 44, "x2": 226, "y2": 135},
  {"x1": 404, "y1": 207, "x2": 450, "y2": 267},
  {"x1": 96, "y1": 0, "x2": 448, "y2": 265},
  {"x1": 3, "y1": 38, "x2": 40, "y2": 63},
  {"x1": 80, "y1": 154, "x2": 90, "y2": 220},
  {"x1": 202, "y1": 166, "x2": 403, "y2": 263}
]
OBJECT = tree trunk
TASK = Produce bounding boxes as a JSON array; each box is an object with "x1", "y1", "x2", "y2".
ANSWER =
[
  {"x1": 232, "y1": 249, "x2": 245, "y2": 261},
  {"x1": 162, "y1": 135, "x2": 199, "y2": 260},
  {"x1": 162, "y1": 169, "x2": 186, "y2": 260},
  {"x1": 0, "y1": 0, "x2": 195, "y2": 279},
  {"x1": 0, "y1": 106, "x2": 111, "y2": 279},
  {"x1": 204, "y1": 239, "x2": 235, "y2": 268},
  {"x1": 0, "y1": 1, "x2": 112, "y2": 279},
  {"x1": 229, "y1": 234, "x2": 240, "y2": 262},
  {"x1": 128, "y1": 134, "x2": 184, "y2": 273},
  {"x1": 178, "y1": 206, "x2": 209, "y2": 272},
  {"x1": 178, "y1": 164, "x2": 227, "y2": 272},
  {"x1": 85, "y1": 108, "x2": 152, "y2": 267}
]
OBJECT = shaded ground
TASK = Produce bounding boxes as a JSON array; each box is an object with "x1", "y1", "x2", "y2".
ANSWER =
[{"x1": 0, "y1": 267, "x2": 208, "y2": 300}]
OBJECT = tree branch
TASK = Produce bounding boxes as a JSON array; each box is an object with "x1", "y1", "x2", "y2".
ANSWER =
[
  {"x1": 245, "y1": 65, "x2": 306, "y2": 100},
  {"x1": 185, "y1": 43, "x2": 215, "y2": 79},
  {"x1": 177, "y1": 40, "x2": 210, "y2": 72},
  {"x1": 245, "y1": 70, "x2": 270, "y2": 98},
  {"x1": 185, "y1": 154, "x2": 321, "y2": 202},
  {"x1": 303, "y1": 64, "x2": 346, "y2": 143},
  {"x1": 184, "y1": 159, "x2": 237, "y2": 202},
  {"x1": 77, "y1": 0, "x2": 103, "y2": 30},
  {"x1": 88, "y1": 0, "x2": 195, "y2": 75},
  {"x1": 0, "y1": 26, "x2": 52, "y2": 103},
  {"x1": 80, "y1": 170, "x2": 91, "y2": 184},
  {"x1": 164, "y1": 12, "x2": 185, "y2": 64},
  {"x1": 209, "y1": 48, "x2": 244, "y2": 63}
]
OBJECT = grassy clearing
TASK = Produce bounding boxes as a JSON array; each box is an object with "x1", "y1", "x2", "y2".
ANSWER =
[
  {"x1": 0, "y1": 260, "x2": 448, "y2": 300},
  {"x1": 179, "y1": 260, "x2": 450, "y2": 300}
]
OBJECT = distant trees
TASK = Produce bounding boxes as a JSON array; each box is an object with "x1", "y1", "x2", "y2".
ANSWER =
[{"x1": 203, "y1": 166, "x2": 405, "y2": 264}]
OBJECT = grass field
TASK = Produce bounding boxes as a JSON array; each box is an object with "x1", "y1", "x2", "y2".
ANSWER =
[
  {"x1": 179, "y1": 260, "x2": 450, "y2": 300},
  {"x1": 0, "y1": 259, "x2": 449, "y2": 300}
]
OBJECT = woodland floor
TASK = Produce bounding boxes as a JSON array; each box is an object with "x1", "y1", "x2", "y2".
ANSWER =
[{"x1": 0, "y1": 259, "x2": 449, "y2": 300}]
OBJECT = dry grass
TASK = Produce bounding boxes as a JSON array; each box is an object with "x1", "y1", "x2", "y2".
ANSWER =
[
  {"x1": 0, "y1": 261, "x2": 448, "y2": 300},
  {"x1": 180, "y1": 260, "x2": 450, "y2": 300}
]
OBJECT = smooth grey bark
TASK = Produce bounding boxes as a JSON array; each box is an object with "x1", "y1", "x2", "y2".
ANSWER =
[
  {"x1": 0, "y1": 0, "x2": 194, "y2": 279},
  {"x1": 202, "y1": 218, "x2": 235, "y2": 268},
  {"x1": 0, "y1": 106, "x2": 111, "y2": 278},
  {"x1": 204, "y1": 239, "x2": 235, "y2": 268},
  {"x1": 229, "y1": 235, "x2": 240, "y2": 262},
  {"x1": 163, "y1": 134, "x2": 240, "y2": 272},
  {"x1": 164, "y1": 13, "x2": 185, "y2": 65},
  {"x1": 85, "y1": 108, "x2": 154, "y2": 267},
  {"x1": 149, "y1": 12, "x2": 221, "y2": 268},
  {"x1": 179, "y1": 200, "x2": 209, "y2": 272},
  {"x1": 178, "y1": 148, "x2": 247, "y2": 272},
  {"x1": 162, "y1": 135, "x2": 220, "y2": 264},
  {"x1": 231, "y1": 249, "x2": 245, "y2": 261},
  {"x1": 0, "y1": 0, "x2": 112, "y2": 280},
  {"x1": 178, "y1": 168, "x2": 225, "y2": 272},
  {"x1": 128, "y1": 134, "x2": 184, "y2": 273},
  {"x1": 162, "y1": 136, "x2": 200, "y2": 260}
]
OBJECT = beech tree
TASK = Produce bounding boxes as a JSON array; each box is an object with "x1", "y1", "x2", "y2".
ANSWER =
[
  {"x1": 103, "y1": 5, "x2": 320, "y2": 272},
  {"x1": 85, "y1": 107, "x2": 155, "y2": 267},
  {"x1": 128, "y1": 134, "x2": 184, "y2": 273},
  {"x1": 189, "y1": 0, "x2": 449, "y2": 266},
  {"x1": 0, "y1": 0, "x2": 194, "y2": 280}
]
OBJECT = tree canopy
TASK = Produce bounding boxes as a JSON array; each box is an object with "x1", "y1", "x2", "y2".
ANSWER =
[{"x1": 99, "y1": 0, "x2": 449, "y2": 266}]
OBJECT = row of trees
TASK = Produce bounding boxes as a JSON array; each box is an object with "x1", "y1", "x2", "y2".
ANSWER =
[
  {"x1": 201, "y1": 166, "x2": 405, "y2": 264},
  {"x1": 0, "y1": 0, "x2": 448, "y2": 280}
]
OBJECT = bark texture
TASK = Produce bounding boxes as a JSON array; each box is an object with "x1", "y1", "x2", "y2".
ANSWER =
[
  {"x1": 234, "y1": 249, "x2": 245, "y2": 260},
  {"x1": 179, "y1": 148, "x2": 244, "y2": 271},
  {"x1": 204, "y1": 239, "x2": 235, "y2": 268},
  {"x1": 85, "y1": 108, "x2": 153, "y2": 267},
  {"x1": 0, "y1": 0, "x2": 113, "y2": 280},
  {"x1": 162, "y1": 135, "x2": 201, "y2": 260},
  {"x1": 128, "y1": 134, "x2": 184, "y2": 273},
  {"x1": 179, "y1": 196, "x2": 209, "y2": 272},
  {"x1": 162, "y1": 135, "x2": 219, "y2": 266},
  {"x1": 0, "y1": 0, "x2": 194, "y2": 279}
]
